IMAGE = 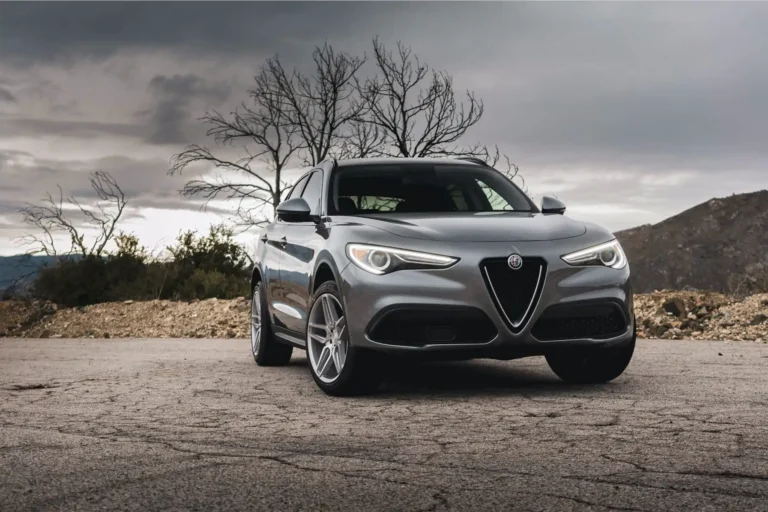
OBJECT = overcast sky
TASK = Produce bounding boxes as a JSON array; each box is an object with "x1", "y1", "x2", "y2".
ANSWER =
[{"x1": 0, "y1": 2, "x2": 766, "y2": 256}]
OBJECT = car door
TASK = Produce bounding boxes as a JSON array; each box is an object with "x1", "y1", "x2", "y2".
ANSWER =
[
  {"x1": 275, "y1": 169, "x2": 326, "y2": 335},
  {"x1": 258, "y1": 218, "x2": 285, "y2": 322},
  {"x1": 267, "y1": 173, "x2": 309, "y2": 331}
]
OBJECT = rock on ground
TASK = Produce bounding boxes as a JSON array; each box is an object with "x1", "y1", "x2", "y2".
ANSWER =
[{"x1": 635, "y1": 291, "x2": 768, "y2": 341}]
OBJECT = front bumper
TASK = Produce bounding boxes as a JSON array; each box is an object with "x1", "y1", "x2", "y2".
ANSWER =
[{"x1": 338, "y1": 237, "x2": 634, "y2": 357}]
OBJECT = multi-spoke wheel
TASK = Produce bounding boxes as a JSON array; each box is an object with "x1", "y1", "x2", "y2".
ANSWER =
[
  {"x1": 250, "y1": 281, "x2": 292, "y2": 366},
  {"x1": 306, "y1": 281, "x2": 384, "y2": 395},
  {"x1": 307, "y1": 293, "x2": 348, "y2": 383}
]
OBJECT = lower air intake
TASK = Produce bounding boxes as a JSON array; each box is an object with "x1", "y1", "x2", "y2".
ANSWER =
[
  {"x1": 367, "y1": 307, "x2": 497, "y2": 347},
  {"x1": 532, "y1": 302, "x2": 628, "y2": 341}
]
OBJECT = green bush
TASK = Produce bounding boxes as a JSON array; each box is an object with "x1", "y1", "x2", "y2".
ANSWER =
[
  {"x1": 33, "y1": 256, "x2": 105, "y2": 306},
  {"x1": 176, "y1": 268, "x2": 249, "y2": 301},
  {"x1": 29, "y1": 225, "x2": 251, "y2": 306}
]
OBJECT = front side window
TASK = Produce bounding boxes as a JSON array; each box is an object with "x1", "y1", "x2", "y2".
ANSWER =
[
  {"x1": 328, "y1": 164, "x2": 535, "y2": 215},
  {"x1": 300, "y1": 171, "x2": 324, "y2": 215},
  {"x1": 286, "y1": 174, "x2": 310, "y2": 201}
]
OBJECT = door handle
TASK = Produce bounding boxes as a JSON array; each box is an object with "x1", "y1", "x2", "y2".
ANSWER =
[
  {"x1": 260, "y1": 234, "x2": 268, "y2": 243},
  {"x1": 279, "y1": 236, "x2": 288, "y2": 247}
]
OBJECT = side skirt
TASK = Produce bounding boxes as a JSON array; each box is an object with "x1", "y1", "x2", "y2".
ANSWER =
[{"x1": 272, "y1": 326, "x2": 306, "y2": 349}]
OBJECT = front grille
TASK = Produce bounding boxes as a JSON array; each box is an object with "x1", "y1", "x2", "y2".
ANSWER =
[
  {"x1": 532, "y1": 302, "x2": 628, "y2": 341},
  {"x1": 480, "y1": 257, "x2": 546, "y2": 332},
  {"x1": 367, "y1": 307, "x2": 497, "y2": 347}
]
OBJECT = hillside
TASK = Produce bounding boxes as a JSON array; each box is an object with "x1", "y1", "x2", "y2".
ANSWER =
[
  {"x1": 0, "y1": 255, "x2": 60, "y2": 293},
  {"x1": 616, "y1": 190, "x2": 768, "y2": 294}
]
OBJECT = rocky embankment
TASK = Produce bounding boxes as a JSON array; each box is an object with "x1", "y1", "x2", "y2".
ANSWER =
[
  {"x1": 1, "y1": 292, "x2": 766, "y2": 341},
  {"x1": 635, "y1": 292, "x2": 767, "y2": 341},
  {"x1": 0, "y1": 298, "x2": 251, "y2": 339}
]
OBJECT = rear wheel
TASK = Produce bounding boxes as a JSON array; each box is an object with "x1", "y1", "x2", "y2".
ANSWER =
[
  {"x1": 251, "y1": 281, "x2": 292, "y2": 366},
  {"x1": 545, "y1": 326, "x2": 636, "y2": 384},
  {"x1": 306, "y1": 281, "x2": 384, "y2": 396}
]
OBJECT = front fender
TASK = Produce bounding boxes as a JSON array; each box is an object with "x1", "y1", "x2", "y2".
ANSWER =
[{"x1": 309, "y1": 249, "x2": 347, "y2": 294}]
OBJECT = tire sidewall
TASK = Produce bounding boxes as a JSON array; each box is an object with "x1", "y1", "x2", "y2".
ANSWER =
[{"x1": 252, "y1": 281, "x2": 272, "y2": 364}]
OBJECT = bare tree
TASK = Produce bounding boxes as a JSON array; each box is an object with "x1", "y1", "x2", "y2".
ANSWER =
[
  {"x1": 265, "y1": 43, "x2": 366, "y2": 166},
  {"x1": 17, "y1": 171, "x2": 126, "y2": 257},
  {"x1": 169, "y1": 81, "x2": 302, "y2": 228},
  {"x1": 170, "y1": 44, "x2": 365, "y2": 227},
  {"x1": 354, "y1": 39, "x2": 525, "y2": 188},
  {"x1": 332, "y1": 118, "x2": 387, "y2": 159},
  {"x1": 171, "y1": 39, "x2": 527, "y2": 230},
  {"x1": 356, "y1": 38, "x2": 485, "y2": 159}
]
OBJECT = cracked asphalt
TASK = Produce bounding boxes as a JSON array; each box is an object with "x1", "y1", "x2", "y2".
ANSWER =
[{"x1": 1, "y1": 338, "x2": 767, "y2": 511}]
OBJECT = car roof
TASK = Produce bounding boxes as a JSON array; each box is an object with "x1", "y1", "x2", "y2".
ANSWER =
[{"x1": 334, "y1": 157, "x2": 485, "y2": 168}]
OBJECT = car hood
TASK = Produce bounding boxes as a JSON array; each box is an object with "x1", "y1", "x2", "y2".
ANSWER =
[{"x1": 355, "y1": 212, "x2": 587, "y2": 242}]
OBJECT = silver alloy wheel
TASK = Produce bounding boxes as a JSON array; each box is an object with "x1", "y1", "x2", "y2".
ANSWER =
[
  {"x1": 251, "y1": 285, "x2": 262, "y2": 356},
  {"x1": 307, "y1": 293, "x2": 348, "y2": 383}
]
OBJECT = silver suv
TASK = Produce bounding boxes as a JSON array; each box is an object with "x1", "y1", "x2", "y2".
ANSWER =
[{"x1": 250, "y1": 158, "x2": 635, "y2": 395}]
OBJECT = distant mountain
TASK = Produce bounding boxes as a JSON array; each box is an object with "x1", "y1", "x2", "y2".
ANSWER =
[
  {"x1": 616, "y1": 190, "x2": 768, "y2": 294},
  {"x1": 0, "y1": 255, "x2": 75, "y2": 295}
]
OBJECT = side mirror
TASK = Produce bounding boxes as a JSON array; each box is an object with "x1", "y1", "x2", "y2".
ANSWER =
[
  {"x1": 541, "y1": 196, "x2": 566, "y2": 215},
  {"x1": 276, "y1": 197, "x2": 312, "y2": 223}
]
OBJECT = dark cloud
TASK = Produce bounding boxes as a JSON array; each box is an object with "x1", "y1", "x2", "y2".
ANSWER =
[
  {"x1": 0, "y1": 87, "x2": 16, "y2": 103},
  {"x1": 0, "y1": 118, "x2": 143, "y2": 139},
  {"x1": 0, "y1": 149, "x2": 32, "y2": 166},
  {"x1": 0, "y1": 2, "x2": 340, "y2": 65},
  {"x1": 141, "y1": 74, "x2": 231, "y2": 145},
  {"x1": 1, "y1": 3, "x2": 765, "y2": 167},
  {"x1": 0, "y1": 151, "x2": 187, "y2": 211},
  {"x1": 0, "y1": 147, "x2": 245, "y2": 252},
  {"x1": 0, "y1": 2, "x2": 766, "y2": 252}
]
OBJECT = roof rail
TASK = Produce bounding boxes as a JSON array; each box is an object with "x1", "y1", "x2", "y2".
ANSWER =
[{"x1": 456, "y1": 156, "x2": 489, "y2": 166}]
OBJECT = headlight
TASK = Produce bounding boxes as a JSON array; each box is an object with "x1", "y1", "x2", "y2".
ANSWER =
[
  {"x1": 561, "y1": 239, "x2": 627, "y2": 269},
  {"x1": 346, "y1": 243, "x2": 458, "y2": 275}
]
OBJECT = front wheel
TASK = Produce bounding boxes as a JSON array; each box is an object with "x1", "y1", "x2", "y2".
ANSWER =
[
  {"x1": 545, "y1": 327, "x2": 636, "y2": 384},
  {"x1": 306, "y1": 282, "x2": 384, "y2": 396}
]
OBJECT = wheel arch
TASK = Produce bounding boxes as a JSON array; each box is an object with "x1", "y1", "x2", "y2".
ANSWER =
[
  {"x1": 310, "y1": 252, "x2": 343, "y2": 294},
  {"x1": 250, "y1": 265, "x2": 263, "y2": 292}
]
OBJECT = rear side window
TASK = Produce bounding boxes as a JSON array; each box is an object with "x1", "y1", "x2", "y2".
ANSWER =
[{"x1": 300, "y1": 171, "x2": 324, "y2": 215}]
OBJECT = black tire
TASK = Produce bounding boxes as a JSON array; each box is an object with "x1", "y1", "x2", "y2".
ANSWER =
[
  {"x1": 545, "y1": 325, "x2": 636, "y2": 384},
  {"x1": 251, "y1": 281, "x2": 293, "y2": 366},
  {"x1": 307, "y1": 281, "x2": 384, "y2": 396}
]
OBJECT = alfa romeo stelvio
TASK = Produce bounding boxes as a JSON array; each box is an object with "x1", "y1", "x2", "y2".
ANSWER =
[{"x1": 249, "y1": 158, "x2": 634, "y2": 395}]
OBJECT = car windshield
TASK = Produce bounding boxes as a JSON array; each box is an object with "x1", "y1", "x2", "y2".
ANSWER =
[{"x1": 328, "y1": 164, "x2": 536, "y2": 215}]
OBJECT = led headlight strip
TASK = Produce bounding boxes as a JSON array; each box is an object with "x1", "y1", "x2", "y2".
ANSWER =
[
  {"x1": 346, "y1": 243, "x2": 458, "y2": 275},
  {"x1": 561, "y1": 239, "x2": 627, "y2": 269}
]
